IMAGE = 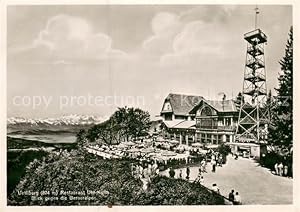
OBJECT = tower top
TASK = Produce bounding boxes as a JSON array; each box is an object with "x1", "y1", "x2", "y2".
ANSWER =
[
  {"x1": 255, "y1": 5, "x2": 260, "y2": 29},
  {"x1": 244, "y1": 6, "x2": 267, "y2": 44}
]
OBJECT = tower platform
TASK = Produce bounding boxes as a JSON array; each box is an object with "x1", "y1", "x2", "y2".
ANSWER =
[{"x1": 244, "y1": 29, "x2": 267, "y2": 44}]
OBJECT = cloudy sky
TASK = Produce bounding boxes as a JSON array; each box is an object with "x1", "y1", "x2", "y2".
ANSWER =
[{"x1": 7, "y1": 5, "x2": 292, "y2": 118}]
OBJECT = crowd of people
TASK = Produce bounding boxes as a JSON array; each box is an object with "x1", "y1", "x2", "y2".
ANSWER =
[
  {"x1": 228, "y1": 189, "x2": 242, "y2": 205},
  {"x1": 131, "y1": 161, "x2": 160, "y2": 190},
  {"x1": 274, "y1": 162, "x2": 289, "y2": 177},
  {"x1": 164, "y1": 151, "x2": 244, "y2": 205},
  {"x1": 130, "y1": 144, "x2": 245, "y2": 204}
]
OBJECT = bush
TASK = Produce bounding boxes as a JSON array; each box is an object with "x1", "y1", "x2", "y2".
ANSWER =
[
  {"x1": 7, "y1": 150, "x2": 49, "y2": 197},
  {"x1": 9, "y1": 150, "x2": 225, "y2": 205},
  {"x1": 135, "y1": 176, "x2": 224, "y2": 205},
  {"x1": 9, "y1": 151, "x2": 142, "y2": 205}
]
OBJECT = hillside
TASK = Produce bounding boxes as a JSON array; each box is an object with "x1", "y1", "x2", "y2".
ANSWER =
[{"x1": 9, "y1": 151, "x2": 225, "y2": 205}]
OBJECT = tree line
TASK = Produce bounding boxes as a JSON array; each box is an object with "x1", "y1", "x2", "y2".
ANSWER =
[{"x1": 76, "y1": 107, "x2": 151, "y2": 146}]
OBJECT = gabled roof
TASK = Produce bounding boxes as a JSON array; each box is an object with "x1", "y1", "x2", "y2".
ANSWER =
[
  {"x1": 161, "y1": 93, "x2": 204, "y2": 116},
  {"x1": 189, "y1": 99, "x2": 238, "y2": 114},
  {"x1": 205, "y1": 99, "x2": 238, "y2": 112}
]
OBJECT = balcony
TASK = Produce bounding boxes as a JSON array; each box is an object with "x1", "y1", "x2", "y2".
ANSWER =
[
  {"x1": 196, "y1": 124, "x2": 236, "y2": 132},
  {"x1": 218, "y1": 126, "x2": 236, "y2": 132}
]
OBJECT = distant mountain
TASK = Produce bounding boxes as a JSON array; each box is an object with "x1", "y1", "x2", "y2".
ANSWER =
[{"x1": 7, "y1": 115, "x2": 108, "y2": 134}]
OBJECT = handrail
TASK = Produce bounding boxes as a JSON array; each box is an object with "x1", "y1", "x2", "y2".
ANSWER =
[{"x1": 244, "y1": 29, "x2": 267, "y2": 40}]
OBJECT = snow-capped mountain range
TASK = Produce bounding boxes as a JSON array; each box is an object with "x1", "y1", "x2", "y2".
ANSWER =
[{"x1": 7, "y1": 114, "x2": 108, "y2": 126}]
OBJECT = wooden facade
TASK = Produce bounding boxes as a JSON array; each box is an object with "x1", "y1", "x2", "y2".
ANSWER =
[{"x1": 160, "y1": 93, "x2": 239, "y2": 146}]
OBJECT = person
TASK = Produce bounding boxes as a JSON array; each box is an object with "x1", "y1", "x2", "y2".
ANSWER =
[
  {"x1": 195, "y1": 170, "x2": 202, "y2": 183},
  {"x1": 198, "y1": 167, "x2": 202, "y2": 176},
  {"x1": 234, "y1": 192, "x2": 242, "y2": 205},
  {"x1": 199, "y1": 176, "x2": 204, "y2": 185},
  {"x1": 211, "y1": 183, "x2": 220, "y2": 194},
  {"x1": 211, "y1": 154, "x2": 215, "y2": 161},
  {"x1": 219, "y1": 155, "x2": 223, "y2": 167},
  {"x1": 169, "y1": 168, "x2": 175, "y2": 178},
  {"x1": 278, "y1": 162, "x2": 284, "y2": 176},
  {"x1": 139, "y1": 165, "x2": 144, "y2": 178},
  {"x1": 274, "y1": 163, "x2": 279, "y2": 175},
  {"x1": 148, "y1": 163, "x2": 152, "y2": 176},
  {"x1": 284, "y1": 164, "x2": 288, "y2": 176},
  {"x1": 142, "y1": 178, "x2": 148, "y2": 191},
  {"x1": 201, "y1": 159, "x2": 206, "y2": 170},
  {"x1": 152, "y1": 162, "x2": 158, "y2": 173},
  {"x1": 130, "y1": 164, "x2": 135, "y2": 176},
  {"x1": 179, "y1": 169, "x2": 183, "y2": 179},
  {"x1": 186, "y1": 166, "x2": 190, "y2": 180},
  {"x1": 212, "y1": 159, "x2": 216, "y2": 173},
  {"x1": 166, "y1": 167, "x2": 170, "y2": 176},
  {"x1": 235, "y1": 154, "x2": 238, "y2": 160},
  {"x1": 155, "y1": 167, "x2": 160, "y2": 175},
  {"x1": 228, "y1": 190, "x2": 235, "y2": 203},
  {"x1": 143, "y1": 166, "x2": 148, "y2": 179}
]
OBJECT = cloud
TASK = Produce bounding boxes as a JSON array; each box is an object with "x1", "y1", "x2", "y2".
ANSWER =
[
  {"x1": 13, "y1": 14, "x2": 127, "y2": 63},
  {"x1": 160, "y1": 21, "x2": 231, "y2": 68},
  {"x1": 142, "y1": 12, "x2": 183, "y2": 56},
  {"x1": 179, "y1": 5, "x2": 237, "y2": 23},
  {"x1": 142, "y1": 7, "x2": 238, "y2": 64}
]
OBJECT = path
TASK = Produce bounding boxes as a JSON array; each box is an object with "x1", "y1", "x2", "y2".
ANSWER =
[{"x1": 161, "y1": 155, "x2": 292, "y2": 204}]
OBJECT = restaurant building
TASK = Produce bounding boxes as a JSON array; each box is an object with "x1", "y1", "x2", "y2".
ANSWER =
[{"x1": 160, "y1": 93, "x2": 239, "y2": 146}]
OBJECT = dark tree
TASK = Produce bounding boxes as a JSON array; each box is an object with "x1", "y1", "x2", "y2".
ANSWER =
[
  {"x1": 84, "y1": 107, "x2": 151, "y2": 144},
  {"x1": 268, "y1": 27, "x2": 293, "y2": 153},
  {"x1": 76, "y1": 129, "x2": 87, "y2": 148}
]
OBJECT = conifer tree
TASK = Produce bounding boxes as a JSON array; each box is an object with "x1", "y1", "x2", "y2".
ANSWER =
[{"x1": 268, "y1": 27, "x2": 293, "y2": 152}]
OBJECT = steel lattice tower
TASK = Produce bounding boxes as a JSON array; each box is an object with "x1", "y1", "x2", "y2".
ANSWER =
[{"x1": 235, "y1": 8, "x2": 269, "y2": 143}]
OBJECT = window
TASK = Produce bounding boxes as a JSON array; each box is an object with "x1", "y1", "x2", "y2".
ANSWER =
[
  {"x1": 225, "y1": 118, "x2": 232, "y2": 126},
  {"x1": 212, "y1": 134, "x2": 217, "y2": 144},
  {"x1": 199, "y1": 118, "x2": 218, "y2": 129},
  {"x1": 165, "y1": 114, "x2": 172, "y2": 121},
  {"x1": 196, "y1": 133, "x2": 201, "y2": 141},
  {"x1": 163, "y1": 102, "x2": 172, "y2": 111},
  {"x1": 201, "y1": 106, "x2": 212, "y2": 116},
  {"x1": 218, "y1": 135, "x2": 223, "y2": 142},
  {"x1": 206, "y1": 134, "x2": 212, "y2": 143},
  {"x1": 175, "y1": 115, "x2": 186, "y2": 120},
  {"x1": 226, "y1": 135, "x2": 230, "y2": 142},
  {"x1": 201, "y1": 134, "x2": 206, "y2": 143}
]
